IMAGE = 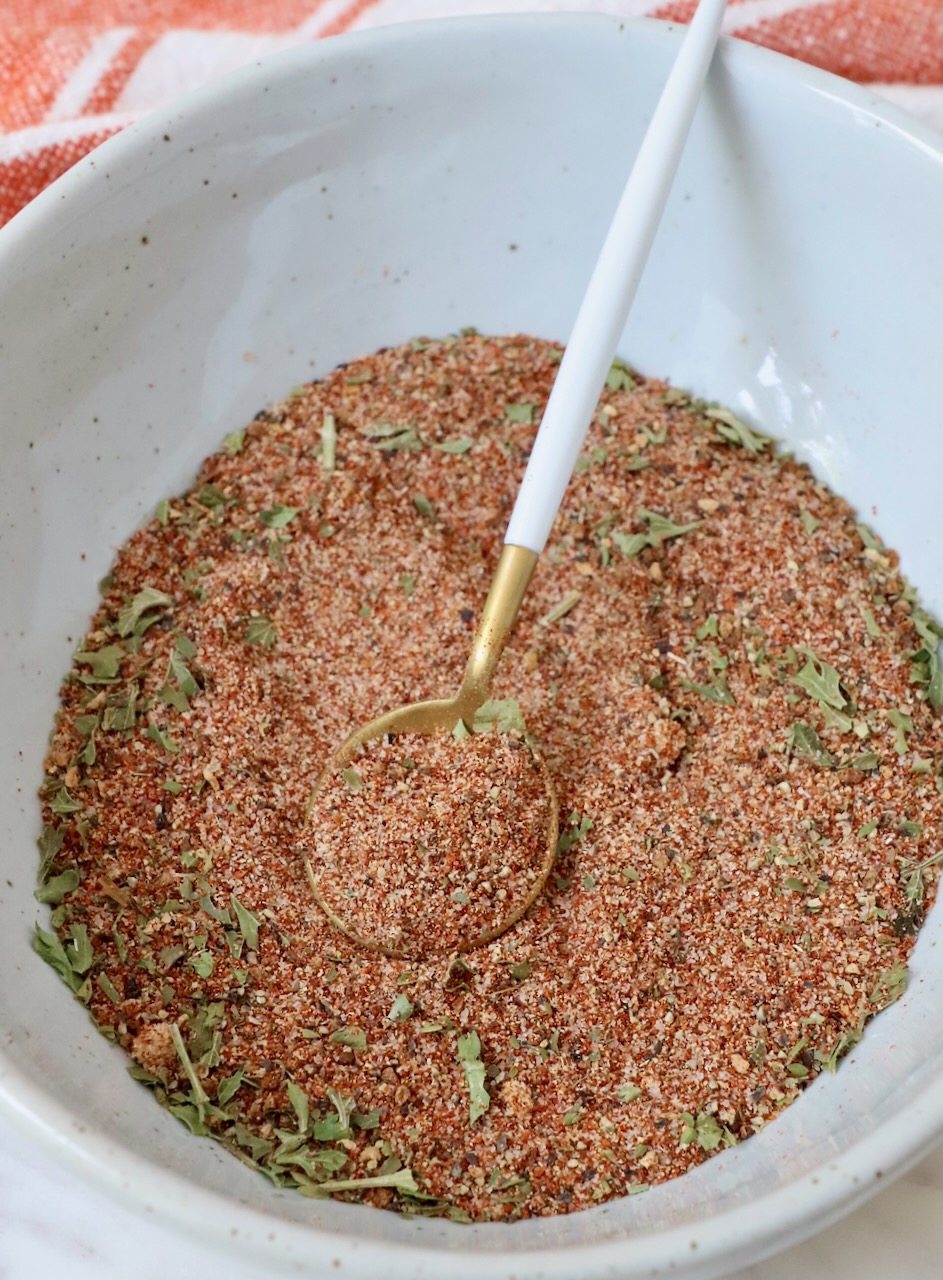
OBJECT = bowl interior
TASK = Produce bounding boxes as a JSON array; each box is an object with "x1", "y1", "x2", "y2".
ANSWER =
[{"x1": 0, "y1": 14, "x2": 941, "y2": 1278}]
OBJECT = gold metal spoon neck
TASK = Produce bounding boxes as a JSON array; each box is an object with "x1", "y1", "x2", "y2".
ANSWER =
[{"x1": 455, "y1": 543, "x2": 538, "y2": 723}]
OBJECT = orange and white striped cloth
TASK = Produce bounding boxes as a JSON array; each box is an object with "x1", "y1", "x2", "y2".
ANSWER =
[{"x1": 1, "y1": 1, "x2": 940, "y2": 229}]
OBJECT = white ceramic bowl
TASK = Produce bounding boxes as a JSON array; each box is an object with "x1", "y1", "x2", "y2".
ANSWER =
[{"x1": 0, "y1": 14, "x2": 940, "y2": 1280}]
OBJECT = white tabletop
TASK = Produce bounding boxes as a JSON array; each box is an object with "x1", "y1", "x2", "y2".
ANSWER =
[{"x1": 0, "y1": 1109, "x2": 939, "y2": 1278}]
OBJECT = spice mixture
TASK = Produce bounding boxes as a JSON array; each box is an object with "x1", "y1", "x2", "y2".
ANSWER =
[
  {"x1": 35, "y1": 332, "x2": 942, "y2": 1220},
  {"x1": 305, "y1": 725, "x2": 555, "y2": 959}
]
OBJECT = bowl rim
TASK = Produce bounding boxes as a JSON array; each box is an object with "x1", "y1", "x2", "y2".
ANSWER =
[
  {"x1": 1, "y1": 9, "x2": 942, "y2": 267},
  {"x1": 1, "y1": 11, "x2": 941, "y2": 1278}
]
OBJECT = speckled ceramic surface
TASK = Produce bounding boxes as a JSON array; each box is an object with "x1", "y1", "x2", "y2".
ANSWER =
[
  {"x1": 0, "y1": 15, "x2": 940, "y2": 1280},
  {"x1": 1, "y1": 1110, "x2": 940, "y2": 1279}
]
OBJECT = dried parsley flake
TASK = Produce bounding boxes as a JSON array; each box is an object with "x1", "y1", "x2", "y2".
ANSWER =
[
  {"x1": 245, "y1": 616, "x2": 277, "y2": 649},
  {"x1": 388, "y1": 993, "x2": 414, "y2": 1023},
  {"x1": 787, "y1": 722, "x2": 834, "y2": 768},
  {"x1": 791, "y1": 648, "x2": 848, "y2": 712},
  {"x1": 870, "y1": 963, "x2": 908, "y2": 1010},
  {"x1": 705, "y1": 407, "x2": 772, "y2": 452},
  {"x1": 117, "y1": 586, "x2": 174, "y2": 638},
  {"x1": 259, "y1": 505, "x2": 300, "y2": 529},
  {"x1": 231, "y1": 896, "x2": 260, "y2": 950},
  {"x1": 457, "y1": 1030, "x2": 490, "y2": 1124},
  {"x1": 680, "y1": 675, "x2": 736, "y2": 707},
  {"x1": 330, "y1": 1026, "x2": 367, "y2": 1051},
  {"x1": 679, "y1": 1110, "x2": 730, "y2": 1152}
]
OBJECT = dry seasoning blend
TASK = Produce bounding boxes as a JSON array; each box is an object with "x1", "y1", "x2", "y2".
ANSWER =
[{"x1": 36, "y1": 333, "x2": 942, "y2": 1221}]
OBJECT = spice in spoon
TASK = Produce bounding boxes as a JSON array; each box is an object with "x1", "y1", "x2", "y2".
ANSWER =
[{"x1": 304, "y1": 714, "x2": 555, "y2": 957}]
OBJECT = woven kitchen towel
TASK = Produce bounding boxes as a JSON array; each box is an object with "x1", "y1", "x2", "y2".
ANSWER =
[{"x1": 1, "y1": 1, "x2": 940, "y2": 228}]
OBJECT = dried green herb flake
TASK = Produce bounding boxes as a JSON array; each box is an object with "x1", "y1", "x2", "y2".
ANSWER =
[
  {"x1": 313, "y1": 1088, "x2": 356, "y2": 1141},
  {"x1": 909, "y1": 606, "x2": 943, "y2": 708},
  {"x1": 217, "y1": 1071, "x2": 244, "y2": 1104},
  {"x1": 705, "y1": 407, "x2": 772, "y2": 452},
  {"x1": 856, "y1": 522, "x2": 882, "y2": 551},
  {"x1": 169, "y1": 1022, "x2": 210, "y2": 1121},
  {"x1": 847, "y1": 752, "x2": 881, "y2": 772},
  {"x1": 259, "y1": 505, "x2": 300, "y2": 529},
  {"x1": 245, "y1": 616, "x2": 277, "y2": 649},
  {"x1": 298, "y1": 1167, "x2": 419, "y2": 1199},
  {"x1": 166, "y1": 650, "x2": 198, "y2": 701},
  {"x1": 605, "y1": 357, "x2": 636, "y2": 392},
  {"x1": 611, "y1": 530, "x2": 649, "y2": 558},
  {"x1": 861, "y1": 606, "x2": 880, "y2": 638},
  {"x1": 117, "y1": 587, "x2": 174, "y2": 638},
  {"x1": 330, "y1": 1026, "x2": 367, "y2": 1051},
  {"x1": 540, "y1": 590, "x2": 581, "y2": 626},
  {"x1": 887, "y1": 708, "x2": 914, "y2": 754},
  {"x1": 556, "y1": 812, "x2": 593, "y2": 856},
  {"x1": 787, "y1": 721, "x2": 834, "y2": 768},
  {"x1": 320, "y1": 413, "x2": 337, "y2": 472},
  {"x1": 32, "y1": 924, "x2": 84, "y2": 993},
  {"x1": 286, "y1": 1081, "x2": 310, "y2": 1133},
  {"x1": 374, "y1": 423, "x2": 423, "y2": 452},
  {"x1": 98, "y1": 973, "x2": 122, "y2": 1003},
  {"x1": 617, "y1": 1083, "x2": 641, "y2": 1103},
  {"x1": 49, "y1": 786, "x2": 82, "y2": 816},
  {"x1": 434, "y1": 437, "x2": 475, "y2": 454},
  {"x1": 871, "y1": 963, "x2": 908, "y2": 1010},
  {"x1": 472, "y1": 698, "x2": 527, "y2": 736},
  {"x1": 174, "y1": 633, "x2": 197, "y2": 660},
  {"x1": 457, "y1": 1030, "x2": 490, "y2": 1124},
  {"x1": 680, "y1": 675, "x2": 736, "y2": 707},
  {"x1": 102, "y1": 689, "x2": 139, "y2": 731},
  {"x1": 37, "y1": 823, "x2": 65, "y2": 882},
  {"x1": 231, "y1": 896, "x2": 260, "y2": 950},
  {"x1": 190, "y1": 950, "x2": 215, "y2": 979},
  {"x1": 75, "y1": 644, "x2": 124, "y2": 681},
  {"x1": 791, "y1": 649, "x2": 848, "y2": 712},
  {"x1": 388, "y1": 993, "x2": 414, "y2": 1023},
  {"x1": 198, "y1": 894, "x2": 232, "y2": 926},
  {"x1": 679, "y1": 1110, "x2": 727, "y2": 1152},
  {"x1": 65, "y1": 923, "x2": 93, "y2": 974},
  {"x1": 146, "y1": 722, "x2": 179, "y2": 753},
  {"x1": 641, "y1": 508, "x2": 703, "y2": 546},
  {"x1": 34, "y1": 869, "x2": 79, "y2": 905}
]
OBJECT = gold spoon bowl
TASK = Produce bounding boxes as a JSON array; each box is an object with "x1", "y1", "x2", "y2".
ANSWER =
[{"x1": 303, "y1": 545, "x2": 559, "y2": 958}]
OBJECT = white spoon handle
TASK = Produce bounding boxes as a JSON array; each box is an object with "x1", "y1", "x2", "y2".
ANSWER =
[{"x1": 503, "y1": 0, "x2": 728, "y2": 554}]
